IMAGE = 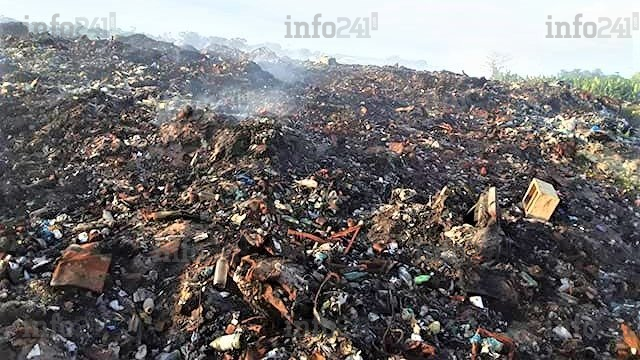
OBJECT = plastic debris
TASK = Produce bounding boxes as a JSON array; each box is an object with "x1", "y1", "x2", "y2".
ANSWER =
[
  {"x1": 135, "y1": 344, "x2": 148, "y2": 359},
  {"x1": 294, "y1": 178, "x2": 319, "y2": 189},
  {"x1": 414, "y1": 274, "x2": 432, "y2": 285},
  {"x1": 143, "y1": 298, "x2": 154, "y2": 314},
  {"x1": 428, "y1": 321, "x2": 441, "y2": 335},
  {"x1": 26, "y1": 344, "x2": 41, "y2": 359},
  {"x1": 213, "y1": 255, "x2": 229, "y2": 288},
  {"x1": 210, "y1": 333, "x2": 242, "y2": 351},
  {"x1": 470, "y1": 328, "x2": 516, "y2": 360},
  {"x1": 343, "y1": 271, "x2": 368, "y2": 281},
  {"x1": 552, "y1": 325, "x2": 572, "y2": 341},
  {"x1": 37, "y1": 219, "x2": 63, "y2": 244},
  {"x1": 469, "y1": 296, "x2": 484, "y2": 309},
  {"x1": 109, "y1": 300, "x2": 124, "y2": 311},
  {"x1": 519, "y1": 271, "x2": 538, "y2": 287}
]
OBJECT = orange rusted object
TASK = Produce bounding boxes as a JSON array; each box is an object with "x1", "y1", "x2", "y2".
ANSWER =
[
  {"x1": 620, "y1": 323, "x2": 640, "y2": 358},
  {"x1": 406, "y1": 340, "x2": 437, "y2": 357},
  {"x1": 262, "y1": 284, "x2": 293, "y2": 323},
  {"x1": 287, "y1": 229, "x2": 330, "y2": 244},
  {"x1": 333, "y1": 225, "x2": 361, "y2": 255},
  {"x1": 50, "y1": 243, "x2": 111, "y2": 293},
  {"x1": 287, "y1": 225, "x2": 361, "y2": 254},
  {"x1": 309, "y1": 352, "x2": 326, "y2": 360},
  {"x1": 388, "y1": 142, "x2": 406, "y2": 155}
]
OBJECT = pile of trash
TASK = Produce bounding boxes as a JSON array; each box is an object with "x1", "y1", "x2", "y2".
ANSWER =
[{"x1": 0, "y1": 30, "x2": 639, "y2": 360}]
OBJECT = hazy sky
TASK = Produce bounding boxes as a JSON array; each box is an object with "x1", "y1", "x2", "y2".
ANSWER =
[{"x1": 2, "y1": 0, "x2": 639, "y2": 77}]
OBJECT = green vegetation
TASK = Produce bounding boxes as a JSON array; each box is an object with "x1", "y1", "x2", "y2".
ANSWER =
[
  {"x1": 556, "y1": 69, "x2": 640, "y2": 102},
  {"x1": 489, "y1": 64, "x2": 640, "y2": 103}
]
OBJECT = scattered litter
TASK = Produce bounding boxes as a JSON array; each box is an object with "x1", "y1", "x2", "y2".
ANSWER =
[
  {"x1": 210, "y1": 332, "x2": 242, "y2": 351},
  {"x1": 26, "y1": 344, "x2": 41, "y2": 359},
  {"x1": 469, "y1": 296, "x2": 485, "y2": 309},
  {"x1": 428, "y1": 321, "x2": 441, "y2": 335},
  {"x1": 109, "y1": 300, "x2": 124, "y2": 311},
  {"x1": 213, "y1": 255, "x2": 229, "y2": 288},
  {"x1": 414, "y1": 274, "x2": 432, "y2": 285},
  {"x1": 142, "y1": 298, "x2": 154, "y2": 314},
  {"x1": 552, "y1": 325, "x2": 572, "y2": 341},
  {"x1": 470, "y1": 328, "x2": 516, "y2": 360},
  {"x1": 294, "y1": 178, "x2": 319, "y2": 189},
  {"x1": 135, "y1": 344, "x2": 148, "y2": 359}
]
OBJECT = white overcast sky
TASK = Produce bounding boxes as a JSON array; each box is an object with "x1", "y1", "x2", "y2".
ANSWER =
[{"x1": 2, "y1": 0, "x2": 639, "y2": 77}]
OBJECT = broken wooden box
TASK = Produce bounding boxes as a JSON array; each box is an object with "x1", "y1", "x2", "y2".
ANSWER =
[{"x1": 522, "y1": 178, "x2": 560, "y2": 221}]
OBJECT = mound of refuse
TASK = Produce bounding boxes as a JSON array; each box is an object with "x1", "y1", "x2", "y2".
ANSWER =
[{"x1": 0, "y1": 30, "x2": 639, "y2": 360}]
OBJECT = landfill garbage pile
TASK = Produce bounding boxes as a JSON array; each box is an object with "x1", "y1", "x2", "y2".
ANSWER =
[{"x1": 0, "y1": 30, "x2": 639, "y2": 360}]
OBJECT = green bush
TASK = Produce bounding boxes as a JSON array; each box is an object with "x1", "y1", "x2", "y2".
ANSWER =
[
  {"x1": 490, "y1": 68, "x2": 640, "y2": 103},
  {"x1": 558, "y1": 70, "x2": 640, "y2": 101}
]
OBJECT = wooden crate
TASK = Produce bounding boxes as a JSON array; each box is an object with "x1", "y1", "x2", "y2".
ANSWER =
[{"x1": 522, "y1": 178, "x2": 560, "y2": 221}]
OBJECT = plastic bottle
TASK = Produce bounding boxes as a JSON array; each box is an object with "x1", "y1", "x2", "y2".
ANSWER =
[{"x1": 213, "y1": 255, "x2": 229, "y2": 288}]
